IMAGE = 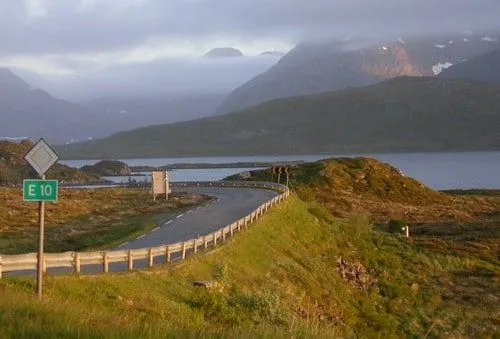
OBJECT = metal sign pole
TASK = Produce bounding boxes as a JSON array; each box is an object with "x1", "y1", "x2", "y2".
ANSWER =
[
  {"x1": 36, "y1": 174, "x2": 45, "y2": 300},
  {"x1": 23, "y1": 139, "x2": 59, "y2": 300}
]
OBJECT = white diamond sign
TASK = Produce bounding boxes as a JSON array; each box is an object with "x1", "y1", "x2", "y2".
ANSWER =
[{"x1": 24, "y1": 138, "x2": 59, "y2": 177}]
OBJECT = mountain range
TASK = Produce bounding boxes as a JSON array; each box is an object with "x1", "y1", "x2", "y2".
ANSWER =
[
  {"x1": 0, "y1": 68, "x2": 226, "y2": 143},
  {"x1": 0, "y1": 68, "x2": 95, "y2": 143},
  {"x1": 2, "y1": 30, "x2": 500, "y2": 150},
  {"x1": 216, "y1": 32, "x2": 500, "y2": 115},
  {"x1": 57, "y1": 77, "x2": 500, "y2": 159}
]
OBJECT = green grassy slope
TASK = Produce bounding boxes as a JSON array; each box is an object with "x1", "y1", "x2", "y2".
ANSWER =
[
  {"x1": 0, "y1": 195, "x2": 498, "y2": 338},
  {"x1": 228, "y1": 157, "x2": 500, "y2": 223},
  {"x1": 58, "y1": 77, "x2": 500, "y2": 159}
]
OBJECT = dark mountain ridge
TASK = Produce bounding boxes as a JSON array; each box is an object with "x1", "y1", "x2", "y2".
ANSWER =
[
  {"x1": 58, "y1": 77, "x2": 500, "y2": 159},
  {"x1": 439, "y1": 49, "x2": 500, "y2": 84}
]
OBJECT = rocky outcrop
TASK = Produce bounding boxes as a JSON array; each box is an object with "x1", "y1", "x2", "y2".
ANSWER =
[{"x1": 81, "y1": 160, "x2": 131, "y2": 176}]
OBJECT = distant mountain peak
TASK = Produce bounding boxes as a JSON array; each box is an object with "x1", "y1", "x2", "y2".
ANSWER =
[{"x1": 204, "y1": 47, "x2": 244, "y2": 58}]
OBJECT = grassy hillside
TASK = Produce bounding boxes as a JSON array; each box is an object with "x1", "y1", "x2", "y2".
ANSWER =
[
  {"x1": 58, "y1": 77, "x2": 500, "y2": 159},
  {"x1": 0, "y1": 140, "x2": 98, "y2": 185},
  {"x1": 227, "y1": 158, "x2": 499, "y2": 223},
  {"x1": 0, "y1": 195, "x2": 498, "y2": 337},
  {"x1": 0, "y1": 158, "x2": 498, "y2": 337}
]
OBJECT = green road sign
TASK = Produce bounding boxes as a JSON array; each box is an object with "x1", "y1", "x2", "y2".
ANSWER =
[{"x1": 23, "y1": 180, "x2": 58, "y2": 202}]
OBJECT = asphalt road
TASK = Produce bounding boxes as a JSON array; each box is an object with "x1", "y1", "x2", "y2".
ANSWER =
[
  {"x1": 6, "y1": 185, "x2": 278, "y2": 276},
  {"x1": 115, "y1": 186, "x2": 277, "y2": 250}
]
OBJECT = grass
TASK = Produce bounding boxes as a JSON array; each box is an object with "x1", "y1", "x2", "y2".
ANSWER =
[
  {"x1": 229, "y1": 158, "x2": 500, "y2": 223},
  {"x1": 0, "y1": 188, "x2": 210, "y2": 254},
  {"x1": 0, "y1": 195, "x2": 498, "y2": 338}
]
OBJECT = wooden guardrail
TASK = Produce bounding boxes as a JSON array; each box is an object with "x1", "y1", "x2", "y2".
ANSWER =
[{"x1": 0, "y1": 181, "x2": 289, "y2": 278}]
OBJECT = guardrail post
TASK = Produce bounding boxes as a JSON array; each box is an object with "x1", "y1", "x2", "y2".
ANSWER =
[
  {"x1": 127, "y1": 251, "x2": 133, "y2": 270},
  {"x1": 181, "y1": 242, "x2": 186, "y2": 260},
  {"x1": 0, "y1": 256, "x2": 2, "y2": 279},
  {"x1": 148, "y1": 248, "x2": 154, "y2": 268},
  {"x1": 245, "y1": 217, "x2": 248, "y2": 228},
  {"x1": 193, "y1": 239, "x2": 197, "y2": 254},
  {"x1": 73, "y1": 252, "x2": 81, "y2": 274},
  {"x1": 204, "y1": 236, "x2": 208, "y2": 249},
  {"x1": 213, "y1": 233, "x2": 217, "y2": 246},
  {"x1": 165, "y1": 246, "x2": 171, "y2": 263},
  {"x1": 102, "y1": 252, "x2": 109, "y2": 273},
  {"x1": 222, "y1": 229, "x2": 226, "y2": 242},
  {"x1": 230, "y1": 224, "x2": 234, "y2": 236},
  {"x1": 42, "y1": 255, "x2": 47, "y2": 275},
  {"x1": 237, "y1": 220, "x2": 241, "y2": 232}
]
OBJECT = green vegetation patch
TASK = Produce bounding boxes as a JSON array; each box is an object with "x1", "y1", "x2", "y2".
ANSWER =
[
  {"x1": 228, "y1": 157, "x2": 500, "y2": 223},
  {"x1": 0, "y1": 195, "x2": 498, "y2": 337}
]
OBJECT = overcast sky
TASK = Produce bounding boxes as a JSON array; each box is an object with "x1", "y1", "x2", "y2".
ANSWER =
[{"x1": 1, "y1": 0, "x2": 499, "y2": 99}]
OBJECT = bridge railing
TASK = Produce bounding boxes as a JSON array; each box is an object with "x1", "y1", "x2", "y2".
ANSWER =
[{"x1": 0, "y1": 181, "x2": 289, "y2": 278}]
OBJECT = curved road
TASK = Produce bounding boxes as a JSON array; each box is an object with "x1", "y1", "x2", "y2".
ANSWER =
[
  {"x1": 6, "y1": 185, "x2": 278, "y2": 276},
  {"x1": 116, "y1": 186, "x2": 278, "y2": 250}
]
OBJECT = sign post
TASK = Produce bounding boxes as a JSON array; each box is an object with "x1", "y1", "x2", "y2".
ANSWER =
[
  {"x1": 23, "y1": 139, "x2": 59, "y2": 300},
  {"x1": 152, "y1": 171, "x2": 171, "y2": 201}
]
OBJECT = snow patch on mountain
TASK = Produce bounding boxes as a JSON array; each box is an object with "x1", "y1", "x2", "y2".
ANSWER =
[
  {"x1": 433, "y1": 62, "x2": 453, "y2": 75},
  {"x1": 482, "y1": 36, "x2": 497, "y2": 42},
  {"x1": 435, "y1": 44, "x2": 446, "y2": 49},
  {"x1": 397, "y1": 37, "x2": 406, "y2": 44}
]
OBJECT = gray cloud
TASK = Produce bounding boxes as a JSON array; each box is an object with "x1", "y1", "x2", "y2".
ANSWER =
[
  {"x1": 3, "y1": 0, "x2": 500, "y2": 102},
  {"x1": 1, "y1": 0, "x2": 500, "y2": 57}
]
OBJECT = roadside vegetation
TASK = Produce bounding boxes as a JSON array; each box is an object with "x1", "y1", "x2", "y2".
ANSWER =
[
  {"x1": 0, "y1": 187, "x2": 210, "y2": 254},
  {"x1": 0, "y1": 195, "x2": 498, "y2": 337},
  {"x1": 0, "y1": 157, "x2": 498, "y2": 337}
]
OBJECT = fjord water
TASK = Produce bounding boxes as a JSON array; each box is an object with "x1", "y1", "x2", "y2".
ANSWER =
[{"x1": 60, "y1": 151, "x2": 500, "y2": 190}]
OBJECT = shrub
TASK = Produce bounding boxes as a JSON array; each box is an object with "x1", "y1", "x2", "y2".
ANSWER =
[{"x1": 388, "y1": 219, "x2": 406, "y2": 234}]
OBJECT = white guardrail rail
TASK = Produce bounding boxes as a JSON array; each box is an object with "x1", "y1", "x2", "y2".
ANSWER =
[{"x1": 0, "y1": 181, "x2": 290, "y2": 277}]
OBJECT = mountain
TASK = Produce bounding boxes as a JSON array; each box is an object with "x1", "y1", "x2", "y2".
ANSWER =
[
  {"x1": 0, "y1": 68, "x2": 96, "y2": 144},
  {"x1": 57, "y1": 77, "x2": 500, "y2": 159},
  {"x1": 216, "y1": 32, "x2": 500, "y2": 115},
  {"x1": 204, "y1": 48, "x2": 244, "y2": 58},
  {"x1": 0, "y1": 68, "x2": 227, "y2": 143},
  {"x1": 81, "y1": 93, "x2": 225, "y2": 136},
  {"x1": 439, "y1": 49, "x2": 500, "y2": 84}
]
